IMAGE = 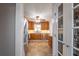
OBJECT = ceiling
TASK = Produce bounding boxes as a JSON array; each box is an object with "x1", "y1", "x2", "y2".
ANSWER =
[{"x1": 24, "y1": 3, "x2": 53, "y2": 19}]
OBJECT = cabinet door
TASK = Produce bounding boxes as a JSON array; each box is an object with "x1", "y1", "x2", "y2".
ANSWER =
[
  {"x1": 41, "y1": 21, "x2": 49, "y2": 30},
  {"x1": 48, "y1": 36, "x2": 52, "y2": 48},
  {"x1": 29, "y1": 33, "x2": 42, "y2": 40},
  {"x1": 28, "y1": 21, "x2": 34, "y2": 30}
]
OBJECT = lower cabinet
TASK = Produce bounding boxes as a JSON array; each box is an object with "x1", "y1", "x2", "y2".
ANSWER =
[{"x1": 29, "y1": 33, "x2": 49, "y2": 40}]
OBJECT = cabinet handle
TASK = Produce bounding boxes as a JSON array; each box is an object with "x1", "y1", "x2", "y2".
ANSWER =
[
  {"x1": 64, "y1": 44, "x2": 70, "y2": 47},
  {"x1": 62, "y1": 43, "x2": 70, "y2": 47}
]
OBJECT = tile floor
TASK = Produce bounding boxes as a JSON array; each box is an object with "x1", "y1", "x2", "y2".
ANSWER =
[{"x1": 24, "y1": 40, "x2": 52, "y2": 56}]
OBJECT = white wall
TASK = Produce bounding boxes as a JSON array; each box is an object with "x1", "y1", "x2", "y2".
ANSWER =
[
  {"x1": 24, "y1": 3, "x2": 53, "y2": 19},
  {"x1": 52, "y1": 3, "x2": 60, "y2": 56},
  {"x1": 15, "y1": 3, "x2": 25, "y2": 56},
  {"x1": 0, "y1": 3, "x2": 16, "y2": 56}
]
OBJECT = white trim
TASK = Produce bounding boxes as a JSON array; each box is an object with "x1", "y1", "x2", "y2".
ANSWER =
[
  {"x1": 15, "y1": 3, "x2": 24, "y2": 56},
  {"x1": 58, "y1": 40, "x2": 79, "y2": 51},
  {"x1": 58, "y1": 15, "x2": 63, "y2": 19},
  {"x1": 73, "y1": 47, "x2": 79, "y2": 51},
  {"x1": 57, "y1": 50, "x2": 63, "y2": 56},
  {"x1": 71, "y1": 3, "x2": 74, "y2": 56},
  {"x1": 27, "y1": 19, "x2": 29, "y2": 46},
  {"x1": 58, "y1": 40, "x2": 64, "y2": 44},
  {"x1": 73, "y1": 4, "x2": 79, "y2": 10},
  {"x1": 58, "y1": 28, "x2": 63, "y2": 30},
  {"x1": 57, "y1": 5, "x2": 58, "y2": 56},
  {"x1": 73, "y1": 26, "x2": 79, "y2": 29}
]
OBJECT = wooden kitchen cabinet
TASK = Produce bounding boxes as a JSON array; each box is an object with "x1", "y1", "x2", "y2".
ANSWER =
[
  {"x1": 28, "y1": 21, "x2": 34, "y2": 30},
  {"x1": 29, "y1": 33, "x2": 41, "y2": 40},
  {"x1": 48, "y1": 36, "x2": 52, "y2": 48},
  {"x1": 29, "y1": 33, "x2": 49, "y2": 40},
  {"x1": 41, "y1": 21, "x2": 49, "y2": 30}
]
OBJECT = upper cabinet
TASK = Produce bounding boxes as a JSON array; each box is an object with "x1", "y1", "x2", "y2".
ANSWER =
[
  {"x1": 41, "y1": 21, "x2": 49, "y2": 30},
  {"x1": 28, "y1": 21, "x2": 34, "y2": 30},
  {"x1": 28, "y1": 20, "x2": 49, "y2": 30}
]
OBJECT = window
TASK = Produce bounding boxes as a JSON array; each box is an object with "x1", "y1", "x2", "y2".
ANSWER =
[
  {"x1": 58, "y1": 33, "x2": 63, "y2": 41},
  {"x1": 34, "y1": 23, "x2": 41, "y2": 32},
  {"x1": 74, "y1": 4, "x2": 79, "y2": 27},
  {"x1": 58, "y1": 4, "x2": 63, "y2": 56},
  {"x1": 73, "y1": 29, "x2": 79, "y2": 48},
  {"x1": 58, "y1": 17, "x2": 63, "y2": 28},
  {"x1": 73, "y1": 3, "x2": 79, "y2": 56},
  {"x1": 58, "y1": 42, "x2": 63, "y2": 54},
  {"x1": 73, "y1": 49, "x2": 79, "y2": 56}
]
